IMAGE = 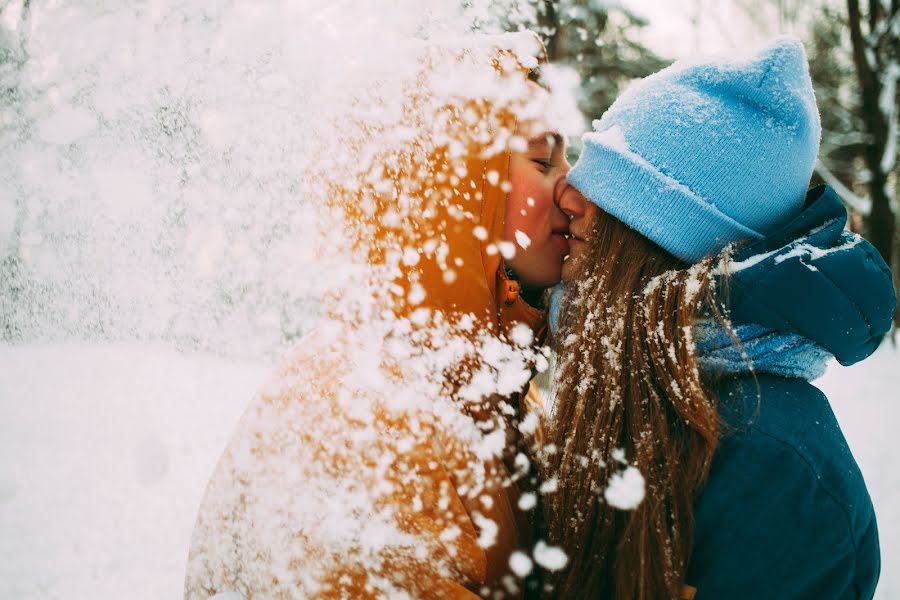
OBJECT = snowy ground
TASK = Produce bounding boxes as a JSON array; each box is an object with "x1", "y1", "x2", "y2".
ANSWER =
[
  {"x1": 820, "y1": 343, "x2": 900, "y2": 599},
  {"x1": 0, "y1": 341, "x2": 897, "y2": 599},
  {"x1": 0, "y1": 343, "x2": 269, "y2": 600}
]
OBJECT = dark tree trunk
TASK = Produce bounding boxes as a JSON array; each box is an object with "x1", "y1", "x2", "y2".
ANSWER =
[
  {"x1": 847, "y1": 0, "x2": 898, "y2": 324},
  {"x1": 538, "y1": 0, "x2": 560, "y2": 61}
]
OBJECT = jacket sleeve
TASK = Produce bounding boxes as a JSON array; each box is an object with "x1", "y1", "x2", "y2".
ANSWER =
[{"x1": 686, "y1": 431, "x2": 880, "y2": 600}]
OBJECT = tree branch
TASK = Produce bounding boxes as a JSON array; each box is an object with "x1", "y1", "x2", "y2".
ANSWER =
[
  {"x1": 815, "y1": 159, "x2": 872, "y2": 216},
  {"x1": 849, "y1": 0, "x2": 888, "y2": 141},
  {"x1": 869, "y1": 0, "x2": 880, "y2": 34},
  {"x1": 867, "y1": 10, "x2": 897, "y2": 46},
  {"x1": 850, "y1": 0, "x2": 878, "y2": 78}
]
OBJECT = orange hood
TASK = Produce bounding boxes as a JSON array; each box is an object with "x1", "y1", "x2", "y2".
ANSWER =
[
  {"x1": 185, "y1": 33, "x2": 556, "y2": 600},
  {"x1": 327, "y1": 32, "x2": 550, "y2": 342}
]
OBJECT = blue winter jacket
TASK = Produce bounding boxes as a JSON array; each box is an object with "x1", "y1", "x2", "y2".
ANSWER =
[{"x1": 685, "y1": 185, "x2": 896, "y2": 599}]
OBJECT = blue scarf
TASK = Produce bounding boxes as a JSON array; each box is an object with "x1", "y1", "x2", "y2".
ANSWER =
[
  {"x1": 547, "y1": 283, "x2": 564, "y2": 339},
  {"x1": 694, "y1": 320, "x2": 832, "y2": 381},
  {"x1": 549, "y1": 284, "x2": 832, "y2": 381}
]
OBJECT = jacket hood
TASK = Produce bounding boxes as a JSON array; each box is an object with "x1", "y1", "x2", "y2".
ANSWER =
[
  {"x1": 330, "y1": 32, "x2": 550, "y2": 340},
  {"x1": 721, "y1": 184, "x2": 896, "y2": 366}
]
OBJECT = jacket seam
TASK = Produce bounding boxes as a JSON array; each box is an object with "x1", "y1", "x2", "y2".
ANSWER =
[
  {"x1": 810, "y1": 249, "x2": 879, "y2": 340},
  {"x1": 746, "y1": 426, "x2": 860, "y2": 557},
  {"x1": 851, "y1": 513, "x2": 877, "y2": 598}
]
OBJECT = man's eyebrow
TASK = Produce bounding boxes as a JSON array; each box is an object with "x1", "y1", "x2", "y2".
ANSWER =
[{"x1": 527, "y1": 132, "x2": 563, "y2": 149}]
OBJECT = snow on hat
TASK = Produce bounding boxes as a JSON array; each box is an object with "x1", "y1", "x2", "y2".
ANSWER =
[{"x1": 567, "y1": 37, "x2": 821, "y2": 263}]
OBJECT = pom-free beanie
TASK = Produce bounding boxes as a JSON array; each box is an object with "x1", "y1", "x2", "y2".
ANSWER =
[{"x1": 567, "y1": 37, "x2": 821, "y2": 263}]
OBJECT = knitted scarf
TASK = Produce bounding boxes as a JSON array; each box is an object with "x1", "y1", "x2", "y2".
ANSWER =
[
  {"x1": 693, "y1": 320, "x2": 832, "y2": 382},
  {"x1": 548, "y1": 284, "x2": 832, "y2": 381}
]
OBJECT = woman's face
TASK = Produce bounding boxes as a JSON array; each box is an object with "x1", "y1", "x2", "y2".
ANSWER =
[
  {"x1": 503, "y1": 132, "x2": 573, "y2": 288},
  {"x1": 557, "y1": 183, "x2": 597, "y2": 282}
]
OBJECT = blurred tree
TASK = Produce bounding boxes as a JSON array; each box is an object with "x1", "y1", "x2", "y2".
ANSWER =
[
  {"x1": 805, "y1": 4, "x2": 867, "y2": 210},
  {"x1": 804, "y1": 1, "x2": 898, "y2": 325},
  {"x1": 0, "y1": 0, "x2": 32, "y2": 341},
  {"x1": 845, "y1": 0, "x2": 898, "y2": 310},
  {"x1": 531, "y1": 0, "x2": 670, "y2": 144}
]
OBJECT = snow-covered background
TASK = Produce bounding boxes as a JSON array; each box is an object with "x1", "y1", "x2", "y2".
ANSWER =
[
  {"x1": 0, "y1": 343, "x2": 268, "y2": 599},
  {"x1": 2, "y1": 0, "x2": 896, "y2": 598},
  {"x1": 2, "y1": 2, "x2": 569, "y2": 597},
  {"x1": 0, "y1": 3, "x2": 562, "y2": 598},
  {"x1": 1, "y1": 0, "x2": 550, "y2": 359}
]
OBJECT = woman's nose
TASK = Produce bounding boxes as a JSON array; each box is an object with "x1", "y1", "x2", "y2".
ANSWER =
[{"x1": 557, "y1": 179, "x2": 587, "y2": 218}]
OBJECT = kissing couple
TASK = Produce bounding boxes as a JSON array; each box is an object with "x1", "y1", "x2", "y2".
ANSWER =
[{"x1": 185, "y1": 32, "x2": 894, "y2": 600}]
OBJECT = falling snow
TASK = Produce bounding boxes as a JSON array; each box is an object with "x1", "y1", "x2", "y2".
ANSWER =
[
  {"x1": 508, "y1": 551, "x2": 534, "y2": 578},
  {"x1": 515, "y1": 229, "x2": 532, "y2": 249},
  {"x1": 533, "y1": 541, "x2": 569, "y2": 571},
  {"x1": 604, "y1": 466, "x2": 646, "y2": 510}
]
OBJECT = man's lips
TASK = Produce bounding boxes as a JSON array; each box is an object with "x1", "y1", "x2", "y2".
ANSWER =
[
  {"x1": 550, "y1": 229, "x2": 570, "y2": 253},
  {"x1": 549, "y1": 228, "x2": 571, "y2": 257}
]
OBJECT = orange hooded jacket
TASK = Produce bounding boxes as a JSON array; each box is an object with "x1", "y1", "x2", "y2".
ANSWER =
[{"x1": 184, "y1": 33, "x2": 549, "y2": 600}]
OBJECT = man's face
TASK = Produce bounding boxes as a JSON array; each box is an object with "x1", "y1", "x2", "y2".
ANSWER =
[{"x1": 503, "y1": 131, "x2": 572, "y2": 288}]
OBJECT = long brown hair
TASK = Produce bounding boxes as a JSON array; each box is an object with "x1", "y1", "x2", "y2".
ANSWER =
[{"x1": 543, "y1": 207, "x2": 731, "y2": 599}]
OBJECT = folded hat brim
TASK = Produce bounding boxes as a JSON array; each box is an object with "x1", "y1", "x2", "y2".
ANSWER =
[{"x1": 567, "y1": 135, "x2": 765, "y2": 263}]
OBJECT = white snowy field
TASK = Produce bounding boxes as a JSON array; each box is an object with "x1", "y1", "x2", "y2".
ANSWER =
[
  {"x1": 0, "y1": 341, "x2": 897, "y2": 599},
  {"x1": 0, "y1": 343, "x2": 270, "y2": 600}
]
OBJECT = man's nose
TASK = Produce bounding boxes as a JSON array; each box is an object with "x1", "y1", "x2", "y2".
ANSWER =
[{"x1": 561, "y1": 152, "x2": 572, "y2": 175}]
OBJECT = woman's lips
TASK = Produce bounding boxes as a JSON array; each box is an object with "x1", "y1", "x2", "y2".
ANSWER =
[
  {"x1": 567, "y1": 229, "x2": 586, "y2": 244},
  {"x1": 564, "y1": 233, "x2": 586, "y2": 260}
]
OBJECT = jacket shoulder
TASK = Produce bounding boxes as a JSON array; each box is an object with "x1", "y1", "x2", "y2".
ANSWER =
[
  {"x1": 687, "y1": 375, "x2": 880, "y2": 599},
  {"x1": 716, "y1": 375, "x2": 871, "y2": 522}
]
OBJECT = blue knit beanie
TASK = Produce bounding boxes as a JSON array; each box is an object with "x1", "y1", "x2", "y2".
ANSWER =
[{"x1": 567, "y1": 37, "x2": 821, "y2": 263}]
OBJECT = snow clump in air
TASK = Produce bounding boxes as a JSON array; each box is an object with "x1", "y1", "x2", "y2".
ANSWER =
[
  {"x1": 517, "y1": 491, "x2": 537, "y2": 511},
  {"x1": 508, "y1": 551, "x2": 534, "y2": 578},
  {"x1": 533, "y1": 540, "x2": 569, "y2": 571},
  {"x1": 515, "y1": 229, "x2": 532, "y2": 249},
  {"x1": 498, "y1": 240, "x2": 517, "y2": 259},
  {"x1": 604, "y1": 465, "x2": 646, "y2": 510},
  {"x1": 510, "y1": 322, "x2": 534, "y2": 347}
]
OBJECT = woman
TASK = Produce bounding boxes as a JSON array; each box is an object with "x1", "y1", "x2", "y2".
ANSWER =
[
  {"x1": 184, "y1": 33, "x2": 576, "y2": 599},
  {"x1": 545, "y1": 39, "x2": 895, "y2": 599}
]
